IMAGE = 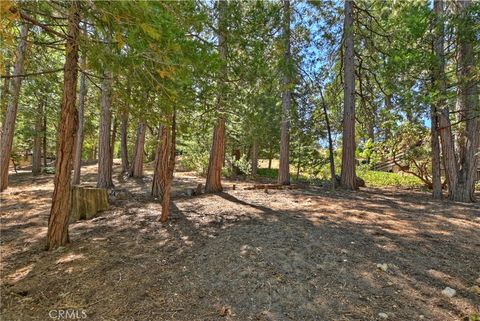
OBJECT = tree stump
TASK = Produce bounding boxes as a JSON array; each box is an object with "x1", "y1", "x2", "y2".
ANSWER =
[
  {"x1": 196, "y1": 183, "x2": 203, "y2": 195},
  {"x1": 70, "y1": 185, "x2": 109, "y2": 223}
]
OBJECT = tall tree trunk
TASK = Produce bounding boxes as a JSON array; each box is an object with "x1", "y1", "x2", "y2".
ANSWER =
[
  {"x1": 268, "y1": 149, "x2": 273, "y2": 169},
  {"x1": 278, "y1": 0, "x2": 291, "y2": 185},
  {"x1": 43, "y1": 107, "x2": 47, "y2": 167},
  {"x1": 32, "y1": 96, "x2": 45, "y2": 175},
  {"x1": 296, "y1": 142, "x2": 301, "y2": 181},
  {"x1": 384, "y1": 94, "x2": 393, "y2": 141},
  {"x1": 321, "y1": 90, "x2": 336, "y2": 189},
  {"x1": 431, "y1": 102, "x2": 442, "y2": 199},
  {"x1": 205, "y1": 0, "x2": 227, "y2": 193},
  {"x1": 340, "y1": 0, "x2": 357, "y2": 190},
  {"x1": 232, "y1": 148, "x2": 241, "y2": 176},
  {"x1": 434, "y1": 0, "x2": 459, "y2": 200},
  {"x1": 110, "y1": 116, "x2": 118, "y2": 170},
  {"x1": 72, "y1": 55, "x2": 87, "y2": 185},
  {"x1": 0, "y1": 25, "x2": 29, "y2": 192},
  {"x1": 46, "y1": 2, "x2": 80, "y2": 250},
  {"x1": 0, "y1": 62, "x2": 10, "y2": 126},
  {"x1": 251, "y1": 141, "x2": 258, "y2": 177},
  {"x1": 129, "y1": 121, "x2": 146, "y2": 177},
  {"x1": 152, "y1": 113, "x2": 176, "y2": 222},
  {"x1": 120, "y1": 106, "x2": 129, "y2": 173},
  {"x1": 453, "y1": 0, "x2": 479, "y2": 202},
  {"x1": 97, "y1": 71, "x2": 114, "y2": 188}
]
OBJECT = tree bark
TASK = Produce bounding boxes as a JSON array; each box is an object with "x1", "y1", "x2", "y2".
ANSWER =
[
  {"x1": 434, "y1": 0, "x2": 459, "y2": 200},
  {"x1": 129, "y1": 121, "x2": 146, "y2": 177},
  {"x1": 152, "y1": 113, "x2": 176, "y2": 222},
  {"x1": 384, "y1": 94, "x2": 393, "y2": 141},
  {"x1": 110, "y1": 116, "x2": 117, "y2": 171},
  {"x1": 46, "y1": 1, "x2": 80, "y2": 250},
  {"x1": 430, "y1": 103, "x2": 442, "y2": 199},
  {"x1": 278, "y1": 0, "x2": 291, "y2": 185},
  {"x1": 340, "y1": 0, "x2": 357, "y2": 190},
  {"x1": 0, "y1": 24, "x2": 29, "y2": 192},
  {"x1": 0, "y1": 62, "x2": 10, "y2": 126},
  {"x1": 205, "y1": 0, "x2": 227, "y2": 193},
  {"x1": 453, "y1": 0, "x2": 479, "y2": 202},
  {"x1": 72, "y1": 54, "x2": 87, "y2": 185},
  {"x1": 251, "y1": 140, "x2": 258, "y2": 177},
  {"x1": 120, "y1": 106, "x2": 129, "y2": 173},
  {"x1": 232, "y1": 148, "x2": 241, "y2": 176},
  {"x1": 97, "y1": 71, "x2": 114, "y2": 188},
  {"x1": 32, "y1": 95, "x2": 45, "y2": 175},
  {"x1": 43, "y1": 107, "x2": 47, "y2": 167}
]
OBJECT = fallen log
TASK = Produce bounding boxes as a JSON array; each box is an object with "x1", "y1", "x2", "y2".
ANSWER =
[
  {"x1": 69, "y1": 185, "x2": 109, "y2": 223},
  {"x1": 244, "y1": 184, "x2": 299, "y2": 190}
]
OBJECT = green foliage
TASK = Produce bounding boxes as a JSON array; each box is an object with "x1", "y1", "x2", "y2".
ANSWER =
[
  {"x1": 257, "y1": 168, "x2": 279, "y2": 180},
  {"x1": 357, "y1": 169, "x2": 425, "y2": 189}
]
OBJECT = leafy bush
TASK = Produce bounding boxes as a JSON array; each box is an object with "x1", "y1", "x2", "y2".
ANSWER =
[
  {"x1": 44, "y1": 167, "x2": 55, "y2": 174},
  {"x1": 179, "y1": 152, "x2": 210, "y2": 175}
]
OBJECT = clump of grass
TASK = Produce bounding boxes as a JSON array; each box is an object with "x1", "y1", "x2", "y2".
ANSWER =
[{"x1": 256, "y1": 168, "x2": 278, "y2": 179}]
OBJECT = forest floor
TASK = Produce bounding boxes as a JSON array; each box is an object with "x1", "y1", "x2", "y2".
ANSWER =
[{"x1": 1, "y1": 161, "x2": 479, "y2": 321}]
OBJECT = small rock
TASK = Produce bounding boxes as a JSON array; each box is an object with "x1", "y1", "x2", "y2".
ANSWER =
[
  {"x1": 441, "y1": 287, "x2": 456, "y2": 298},
  {"x1": 475, "y1": 277, "x2": 480, "y2": 286},
  {"x1": 419, "y1": 315, "x2": 424, "y2": 319},
  {"x1": 469, "y1": 285, "x2": 480, "y2": 295},
  {"x1": 378, "y1": 312, "x2": 389, "y2": 319},
  {"x1": 219, "y1": 306, "x2": 230, "y2": 317},
  {"x1": 377, "y1": 263, "x2": 389, "y2": 272}
]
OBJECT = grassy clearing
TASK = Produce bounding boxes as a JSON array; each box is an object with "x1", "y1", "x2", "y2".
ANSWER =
[
  {"x1": 257, "y1": 160, "x2": 425, "y2": 189},
  {"x1": 357, "y1": 169, "x2": 425, "y2": 189}
]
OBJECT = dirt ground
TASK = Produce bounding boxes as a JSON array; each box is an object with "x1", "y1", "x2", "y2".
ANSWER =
[{"x1": 1, "y1": 161, "x2": 479, "y2": 321}]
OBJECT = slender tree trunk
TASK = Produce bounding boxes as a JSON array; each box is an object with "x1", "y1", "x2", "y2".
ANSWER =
[
  {"x1": 0, "y1": 25, "x2": 29, "y2": 192},
  {"x1": 97, "y1": 71, "x2": 114, "y2": 188},
  {"x1": 340, "y1": 0, "x2": 357, "y2": 190},
  {"x1": 251, "y1": 141, "x2": 258, "y2": 177},
  {"x1": 232, "y1": 148, "x2": 241, "y2": 176},
  {"x1": 129, "y1": 121, "x2": 146, "y2": 178},
  {"x1": 205, "y1": 0, "x2": 227, "y2": 193},
  {"x1": 72, "y1": 55, "x2": 87, "y2": 185},
  {"x1": 431, "y1": 102, "x2": 442, "y2": 199},
  {"x1": 120, "y1": 106, "x2": 129, "y2": 173},
  {"x1": 32, "y1": 96, "x2": 45, "y2": 175},
  {"x1": 110, "y1": 116, "x2": 118, "y2": 171},
  {"x1": 46, "y1": 2, "x2": 80, "y2": 250},
  {"x1": 43, "y1": 108, "x2": 47, "y2": 167},
  {"x1": 434, "y1": 0, "x2": 459, "y2": 200},
  {"x1": 152, "y1": 113, "x2": 176, "y2": 222},
  {"x1": 0, "y1": 62, "x2": 10, "y2": 127},
  {"x1": 453, "y1": 0, "x2": 479, "y2": 202},
  {"x1": 296, "y1": 142, "x2": 301, "y2": 181},
  {"x1": 321, "y1": 91, "x2": 336, "y2": 189},
  {"x1": 278, "y1": 0, "x2": 291, "y2": 185},
  {"x1": 384, "y1": 94, "x2": 393, "y2": 141}
]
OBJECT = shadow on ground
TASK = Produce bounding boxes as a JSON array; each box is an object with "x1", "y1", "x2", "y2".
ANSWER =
[{"x1": 1, "y1": 162, "x2": 479, "y2": 321}]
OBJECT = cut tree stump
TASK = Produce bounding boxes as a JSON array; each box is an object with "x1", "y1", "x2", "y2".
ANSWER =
[{"x1": 70, "y1": 185, "x2": 109, "y2": 223}]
